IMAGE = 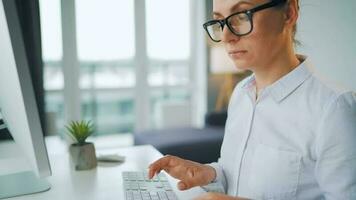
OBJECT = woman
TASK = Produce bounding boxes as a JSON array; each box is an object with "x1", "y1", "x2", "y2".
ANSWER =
[{"x1": 149, "y1": 0, "x2": 356, "y2": 199}]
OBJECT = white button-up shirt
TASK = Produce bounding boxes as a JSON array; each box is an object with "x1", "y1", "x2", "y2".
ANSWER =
[{"x1": 209, "y1": 56, "x2": 356, "y2": 199}]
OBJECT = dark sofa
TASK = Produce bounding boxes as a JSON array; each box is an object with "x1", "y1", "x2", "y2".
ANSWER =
[{"x1": 134, "y1": 111, "x2": 226, "y2": 163}]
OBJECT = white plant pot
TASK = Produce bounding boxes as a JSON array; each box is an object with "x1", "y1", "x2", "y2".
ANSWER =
[{"x1": 69, "y1": 142, "x2": 97, "y2": 170}]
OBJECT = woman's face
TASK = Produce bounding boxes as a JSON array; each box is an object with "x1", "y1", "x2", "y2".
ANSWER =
[{"x1": 213, "y1": 0, "x2": 289, "y2": 71}]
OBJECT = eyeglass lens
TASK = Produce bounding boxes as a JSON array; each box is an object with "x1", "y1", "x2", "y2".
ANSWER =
[{"x1": 208, "y1": 13, "x2": 251, "y2": 41}]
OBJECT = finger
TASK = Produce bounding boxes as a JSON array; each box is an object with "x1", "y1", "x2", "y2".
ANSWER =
[
  {"x1": 148, "y1": 165, "x2": 161, "y2": 179},
  {"x1": 148, "y1": 160, "x2": 163, "y2": 178},
  {"x1": 149, "y1": 156, "x2": 171, "y2": 177},
  {"x1": 148, "y1": 168, "x2": 161, "y2": 179},
  {"x1": 148, "y1": 155, "x2": 173, "y2": 178}
]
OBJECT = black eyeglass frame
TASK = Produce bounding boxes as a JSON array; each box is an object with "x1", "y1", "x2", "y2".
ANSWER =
[{"x1": 203, "y1": 0, "x2": 287, "y2": 42}]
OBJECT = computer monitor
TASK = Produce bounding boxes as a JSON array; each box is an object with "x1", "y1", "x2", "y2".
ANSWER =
[{"x1": 0, "y1": 0, "x2": 51, "y2": 198}]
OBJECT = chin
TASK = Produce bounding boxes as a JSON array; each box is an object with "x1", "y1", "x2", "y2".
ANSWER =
[{"x1": 232, "y1": 59, "x2": 253, "y2": 71}]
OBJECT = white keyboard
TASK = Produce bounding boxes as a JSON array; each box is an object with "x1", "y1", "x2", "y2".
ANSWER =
[{"x1": 123, "y1": 171, "x2": 178, "y2": 200}]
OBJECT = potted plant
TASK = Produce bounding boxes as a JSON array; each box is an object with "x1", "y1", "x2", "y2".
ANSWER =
[{"x1": 66, "y1": 120, "x2": 97, "y2": 170}]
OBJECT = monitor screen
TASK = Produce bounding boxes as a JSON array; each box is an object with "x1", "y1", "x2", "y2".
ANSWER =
[{"x1": 0, "y1": 0, "x2": 51, "y2": 198}]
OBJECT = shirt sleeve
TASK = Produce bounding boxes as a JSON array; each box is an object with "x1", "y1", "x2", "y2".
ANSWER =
[
  {"x1": 315, "y1": 91, "x2": 356, "y2": 200},
  {"x1": 202, "y1": 162, "x2": 227, "y2": 194}
]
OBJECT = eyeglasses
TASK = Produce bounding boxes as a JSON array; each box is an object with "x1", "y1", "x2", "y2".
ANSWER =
[{"x1": 203, "y1": 0, "x2": 287, "y2": 42}]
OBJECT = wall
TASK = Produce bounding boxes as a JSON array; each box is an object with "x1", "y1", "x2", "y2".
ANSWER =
[{"x1": 297, "y1": 0, "x2": 356, "y2": 91}]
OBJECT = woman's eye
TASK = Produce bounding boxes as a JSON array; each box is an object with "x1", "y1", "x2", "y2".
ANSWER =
[{"x1": 238, "y1": 14, "x2": 248, "y2": 21}]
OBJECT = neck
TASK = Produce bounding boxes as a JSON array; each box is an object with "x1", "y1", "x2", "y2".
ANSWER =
[{"x1": 253, "y1": 47, "x2": 300, "y2": 93}]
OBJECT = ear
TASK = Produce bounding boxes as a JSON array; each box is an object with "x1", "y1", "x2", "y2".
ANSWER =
[{"x1": 284, "y1": 0, "x2": 299, "y2": 29}]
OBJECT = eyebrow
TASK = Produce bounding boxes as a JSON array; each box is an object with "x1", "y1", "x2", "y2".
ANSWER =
[{"x1": 213, "y1": 1, "x2": 254, "y2": 17}]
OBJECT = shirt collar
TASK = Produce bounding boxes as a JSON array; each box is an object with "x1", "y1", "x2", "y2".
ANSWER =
[{"x1": 241, "y1": 55, "x2": 313, "y2": 103}]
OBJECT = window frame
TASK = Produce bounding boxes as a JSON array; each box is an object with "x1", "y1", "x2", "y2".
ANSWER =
[{"x1": 42, "y1": 0, "x2": 207, "y2": 134}]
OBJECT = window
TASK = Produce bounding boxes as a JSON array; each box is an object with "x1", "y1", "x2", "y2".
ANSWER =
[
  {"x1": 75, "y1": 0, "x2": 135, "y2": 61},
  {"x1": 40, "y1": 0, "x2": 203, "y2": 135},
  {"x1": 146, "y1": 0, "x2": 191, "y2": 128},
  {"x1": 75, "y1": 0, "x2": 136, "y2": 134},
  {"x1": 39, "y1": 0, "x2": 65, "y2": 133},
  {"x1": 146, "y1": 0, "x2": 190, "y2": 60}
]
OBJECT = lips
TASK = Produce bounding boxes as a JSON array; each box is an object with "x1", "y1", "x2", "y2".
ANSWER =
[
  {"x1": 228, "y1": 50, "x2": 247, "y2": 58},
  {"x1": 228, "y1": 50, "x2": 247, "y2": 54}
]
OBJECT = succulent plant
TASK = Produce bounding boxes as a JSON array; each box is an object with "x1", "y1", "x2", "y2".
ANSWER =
[{"x1": 65, "y1": 120, "x2": 94, "y2": 145}]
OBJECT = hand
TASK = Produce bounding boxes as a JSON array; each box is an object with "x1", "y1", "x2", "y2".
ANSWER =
[
  {"x1": 148, "y1": 155, "x2": 216, "y2": 190},
  {"x1": 193, "y1": 192, "x2": 251, "y2": 200}
]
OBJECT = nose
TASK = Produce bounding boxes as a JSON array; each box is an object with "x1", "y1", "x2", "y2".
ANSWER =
[{"x1": 221, "y1": 25, "x2": 240, "y2": 43}]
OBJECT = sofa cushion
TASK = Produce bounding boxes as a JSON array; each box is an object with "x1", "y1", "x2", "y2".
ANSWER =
[
  {"x1": 134, "y1": 127, "x2": 224, "y2": 163},
  {"x1": 205, "y1": 111, "x2": 227, "y2": 127}
]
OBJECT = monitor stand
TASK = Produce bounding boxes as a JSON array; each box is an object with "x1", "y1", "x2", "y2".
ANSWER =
[{"x1": 0, "y1": 171, "x2": 50, "y2": 199}]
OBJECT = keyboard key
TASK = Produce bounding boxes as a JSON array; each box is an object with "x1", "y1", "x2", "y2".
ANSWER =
[
  {"x1": 141, "y1": 191, "x2": 151, "y2": 200},
  {"x1": 149, "y1": 191, "x2": 160, "y2": 200},
  {"x1": 123, "y1": 171, "x2": 177, "y2": 200},
  {"x1": 152, "y1": 176, "x2": 159, "y2": 182},
  {"x1": 166, "y1": 191, "x2": 178, "y2": 200},
  {"x1": 131, "y1": 191, "x2": 141, "y2": 200},
  {"x1": 126, "y1": 191, "x2": 134, "y2": 200},
  {"x1": 158, "y1": 191, "x2": 168, "y2": 200},
  {"x1": 158, "y1": 174, "x2": 168, "y2": 182}
]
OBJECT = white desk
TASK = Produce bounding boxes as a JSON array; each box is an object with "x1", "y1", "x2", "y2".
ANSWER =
[{"x1": 1, "y1": 137, "x2": 205, "y2": 200}]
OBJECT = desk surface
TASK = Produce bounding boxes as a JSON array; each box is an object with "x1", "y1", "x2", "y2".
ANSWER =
[{"x1": 2, "y1": 136, "x2": 205, "y2": 200}]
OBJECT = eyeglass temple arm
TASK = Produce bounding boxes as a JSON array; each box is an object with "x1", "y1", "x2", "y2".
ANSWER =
[{"x1": 249, "y1": 0, "x2": 287, "y2": 13}]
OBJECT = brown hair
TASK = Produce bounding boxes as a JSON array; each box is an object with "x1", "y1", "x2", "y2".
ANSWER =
[
  {"x1": 275, "y1": 0, "x2": 300, "y2": 46},
  {"x1": 292, "y1": 0, "x2": 300, "y2": 46}
]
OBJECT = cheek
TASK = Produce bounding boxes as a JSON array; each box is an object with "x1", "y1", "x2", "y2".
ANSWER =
[
  {"x1": 255, "y1": 14, "x2": 285, "y2": 44},
  {"x1": 245, "y1": 16, "x2": 283, "y2": 56},
  {"x1": 242, "y1": 33, "x2": 272, "y2": 63},
  {"x1": 232, "y1": 29, "x2": 276, "y2": 68},
  {"x1": 228, "y1": 14, "x2": 285, "y2": 68}
]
